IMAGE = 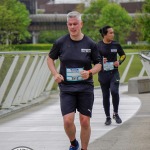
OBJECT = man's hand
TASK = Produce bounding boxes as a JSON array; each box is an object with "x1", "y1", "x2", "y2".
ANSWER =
[
  {"x1": 80, "y1": 70, "x2": 90, "y2": 80},
  {"x1": 54, "y1": 74, "x2": 64, "y2": 83}
]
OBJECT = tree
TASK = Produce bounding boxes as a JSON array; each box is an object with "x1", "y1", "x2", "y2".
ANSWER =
[
  {"x1": 82, "y1": 0, "x2": 132, "y2": 43},
  {"x1": 0, "y1": 0, "x2": 31, "y2": 45},
  {"x1": 38, "y1": 30, "x2": 68, "y2": 43},
  {"x1": 96, "y1": 3, "x2": 132, "y2": 43},
  {"x1": 135, "y1": 0, "x2": 150, "y2": 43},
  {"x1": 82, "y1": 0, "x2": 109, "y2": 41}
]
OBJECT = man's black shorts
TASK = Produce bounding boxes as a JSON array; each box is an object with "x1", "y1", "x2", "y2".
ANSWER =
[{"x1": 60, "y1": 91, "x2": 94, "y2": 117}]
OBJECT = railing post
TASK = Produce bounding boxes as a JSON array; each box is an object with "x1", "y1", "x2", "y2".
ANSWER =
[
  {"x1": 0, "y1": 55, "x2": 19, "y2": 105},
  {"x1": 120, "y1": 54, "x2": 134, "y2": 83}
]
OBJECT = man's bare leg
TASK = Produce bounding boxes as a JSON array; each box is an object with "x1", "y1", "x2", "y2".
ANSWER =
[
  {"x1": 63, "y1": 112, "x2": 76, "y2": 142},
  {"x1": 80, "y1": 113, "x2": 91, "y2": 150}
]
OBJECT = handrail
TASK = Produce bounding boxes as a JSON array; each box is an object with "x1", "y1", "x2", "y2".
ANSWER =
[
  {"x1": 139, "y1": 51, "x2": 150, "y2": 61},
  {"x1": 0, "y1": 51, "x2": 149, "y2": 111},
  {"x1": 140, "y1": 54, "x2": 150, "y2": 61},
  {"x1": 139, "y1": 51, "x2": 150, "y2": 77}
]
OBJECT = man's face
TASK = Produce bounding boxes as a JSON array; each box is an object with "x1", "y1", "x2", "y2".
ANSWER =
[
  {"x1": 67, "y1": 17, "x2": 83, "y2": 37},
  {"x1": 104, "y1": 28, "x2": 114, "y2": 42}
]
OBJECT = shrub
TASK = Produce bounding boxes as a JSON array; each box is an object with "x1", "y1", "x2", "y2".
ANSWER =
[{"x1": 13, "y1": 44, "x2": 53, "y2": 51}]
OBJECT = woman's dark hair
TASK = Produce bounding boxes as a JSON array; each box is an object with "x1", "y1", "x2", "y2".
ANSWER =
[{"x1": 99, "y1": 25, "x2": 112, "y2": 37}]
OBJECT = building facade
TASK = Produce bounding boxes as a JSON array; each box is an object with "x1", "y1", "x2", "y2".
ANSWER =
[
  {"x1": 19, "y1": 0, "x2": 36, "y2": 14},
  {"x1": 20, "y1": 0, "x2": 145, "y2": 44},
  {"x1": 53, "y1": 0, "x2": 144, "y2": 4}
]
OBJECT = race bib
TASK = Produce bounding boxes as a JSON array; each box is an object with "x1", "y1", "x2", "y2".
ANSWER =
[
  {"x1": 66, "y1": 68, "x2": 84, "y2": 81},
  {"x1": 103, "y1": 62, "x2": 114, "y2": 71}
]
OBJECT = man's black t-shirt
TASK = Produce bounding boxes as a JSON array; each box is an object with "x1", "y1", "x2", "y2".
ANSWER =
[{"x1": 49, "y1": 34, "x2": 101, "y2": 92}]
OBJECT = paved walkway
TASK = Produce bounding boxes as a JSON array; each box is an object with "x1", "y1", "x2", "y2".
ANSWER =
[
  {"x1": 0, "y1": 85, "x2": 142, "y2": 150},
  {"x1": 89, "y1": 87, "x2": 150, "y2": 150}
]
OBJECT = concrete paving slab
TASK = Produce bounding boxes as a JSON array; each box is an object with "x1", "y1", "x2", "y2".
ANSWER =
[{"x1": 0, "y1": 85, "x2": 141, "y2": 150}]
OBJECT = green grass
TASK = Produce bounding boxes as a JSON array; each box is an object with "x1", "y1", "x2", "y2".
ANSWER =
[{"x1": 125, "y1": 55, "x2": 143, "y2": 81}]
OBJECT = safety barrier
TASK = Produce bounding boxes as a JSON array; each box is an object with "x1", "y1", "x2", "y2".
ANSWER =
[
  {"x1": 128, "y1": 51, "x2": 150, "y2": 94},
  {"x1": 139, "y1": 51, "x2": 150, "y2": 77},
  {"x1": 0, "y1": 52, "x2": 60, "y2": 110},
  {"x1": 0, "y1": 51, "x2": 148, "y2": 110}
]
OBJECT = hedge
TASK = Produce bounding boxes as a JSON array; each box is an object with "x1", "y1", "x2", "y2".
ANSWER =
[
  {"x1": 14, "y1": 44, "x2": 53, "y2": 51},
  {"x1": 122, "y1": 44, "x2": 150, "y2": 50},
  {"x1": 12, "y1": 44, "x2": 150, "y2": 51},
  {"x1": 0, "y1": 44, "x2": 150, "y2": 52}
]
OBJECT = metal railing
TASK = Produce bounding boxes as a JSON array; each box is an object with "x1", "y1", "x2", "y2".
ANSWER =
[
  {"x1": 0, "y1": 51, "x2": 148, "y2": 110},
  {"x1": 0, "y1": 51, "x2": 58, "y2": 110},
  {"x1": 139, "y1": 51, "x2": 150, "y2": 77}
]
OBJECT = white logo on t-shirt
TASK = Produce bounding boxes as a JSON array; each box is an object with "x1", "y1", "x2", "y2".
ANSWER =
[{"x1": 81, "y1": 49, "x2": 91, "y2": 53}]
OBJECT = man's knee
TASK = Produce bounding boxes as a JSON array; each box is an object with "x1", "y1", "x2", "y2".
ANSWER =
[
  {"x1": 80, "y1": 116, "x2": 90, "y2": 129},
  {"x1": 63, "y1": 114, "x2": 74, "y2": 128}
]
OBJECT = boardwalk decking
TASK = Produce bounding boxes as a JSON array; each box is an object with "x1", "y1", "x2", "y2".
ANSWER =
[{"x1": 0, "y1": 85, "x2": 141, "y2": 150}]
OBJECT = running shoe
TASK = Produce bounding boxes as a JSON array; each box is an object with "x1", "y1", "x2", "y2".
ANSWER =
[
  {"x1": 69, "y1": 140, "x2": 79, "y2": 150},
  {"x1": 105, "y1": 117, "x2": 112, "y2": 125},
  {"x1": 113, "y1": 114, "x2": 122, "y2": 124}
]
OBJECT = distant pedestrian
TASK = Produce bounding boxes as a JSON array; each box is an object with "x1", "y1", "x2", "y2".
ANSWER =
[{"x1": 97, "y1": 25, "x2": 126, "y2": 125}]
